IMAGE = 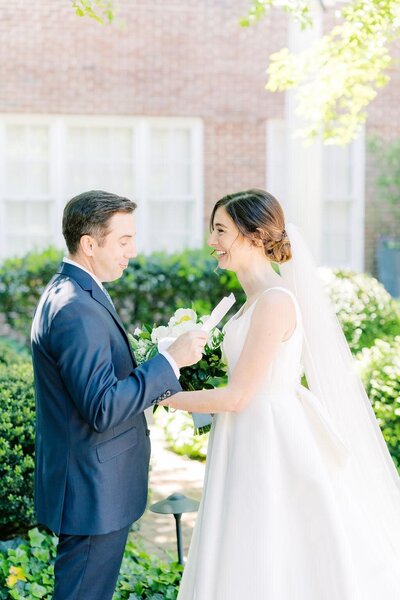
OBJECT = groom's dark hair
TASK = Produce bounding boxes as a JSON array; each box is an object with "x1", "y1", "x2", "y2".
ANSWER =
[{"x1": 63, "y1": 190, "x2": 137, "y2": 254}]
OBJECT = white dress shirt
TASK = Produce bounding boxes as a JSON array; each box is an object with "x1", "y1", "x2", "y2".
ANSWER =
[{"x1": 62, "y1": 257, "x2": 180, "y2": 378}]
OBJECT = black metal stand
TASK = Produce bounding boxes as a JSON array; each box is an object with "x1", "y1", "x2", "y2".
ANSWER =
[{"x1": 173, "y1": 513, "x2": 184, "y2": 565}]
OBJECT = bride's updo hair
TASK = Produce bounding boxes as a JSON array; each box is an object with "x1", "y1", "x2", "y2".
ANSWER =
[{"x1": 210, "y1": 189, "x2": 292, "y2": 264}]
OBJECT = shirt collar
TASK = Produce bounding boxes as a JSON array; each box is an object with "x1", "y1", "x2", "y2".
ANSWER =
[{"x1": 63, "y1": 257, "x2": 104, "y2": 291}]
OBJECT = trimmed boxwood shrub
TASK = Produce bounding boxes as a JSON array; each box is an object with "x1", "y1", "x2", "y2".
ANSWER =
[
  {"x1": 357, "y1": 336, "x2": 400, "y2": 472},
  {"x1": 0, "y1": 353, "x2": 36, "y2": 539}
]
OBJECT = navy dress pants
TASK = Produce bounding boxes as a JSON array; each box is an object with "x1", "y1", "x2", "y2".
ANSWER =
[{"x1": 53, "y1": 525, "x2": 130, "y2": 600}]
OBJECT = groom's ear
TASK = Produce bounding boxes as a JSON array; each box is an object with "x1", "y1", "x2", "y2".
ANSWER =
[{"x1": 80, "y1": 235, "x2": 95, "y2": 257}]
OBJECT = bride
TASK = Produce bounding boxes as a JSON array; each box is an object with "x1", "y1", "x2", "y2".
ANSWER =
[{"x1": 161, "y1": 189, "x2": 400, "y2": 599}]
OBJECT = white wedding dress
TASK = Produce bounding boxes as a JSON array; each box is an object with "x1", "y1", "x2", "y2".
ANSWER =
[{"x1": 177, "y1": 286, "x2": 400, "y2": 600}]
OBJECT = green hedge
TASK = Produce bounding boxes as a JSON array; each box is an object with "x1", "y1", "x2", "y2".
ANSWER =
[
  {"x1": 320, "y1": 268, "x2": 400, "y2": 353},
  {"x1": 0, "y1": 248, "x2": 63, "y2": 345},
  {"x1": 0, "y1": 528, "x2": 182, "y2": 599},
  {"x1": 0, "y1": 343, "x2": 36, "y2": 539},
  {"x1": 1, "y1": 247, "x2": 400, "y2": 355},
  {"x1": 357, "y1": 336, "x2": 400, "y2": 471},
  {"x1": 0, "y1": 247, "x2": 243, "y2": 346}
]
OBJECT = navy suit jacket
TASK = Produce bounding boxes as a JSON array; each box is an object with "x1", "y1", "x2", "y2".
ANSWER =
[{"x1": 31, "y1": 262, "x2": 181, "y2": 535}]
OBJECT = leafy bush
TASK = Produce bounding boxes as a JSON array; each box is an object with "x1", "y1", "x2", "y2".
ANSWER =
[
  {"x1": 154, "y1": 410, "x2": 208, "y2": 462},
  {"x1": 0, "y1": 248, "x2": 63, "y2": 346},
  {"x1": 1, "y1": 246, "x2": 399, "y2": 354},
  {"x1": 0, "y1": 247, "x2": 243, "y2": 346},
  {"x1": 0, "y1": 338, "x2": 29, "y2": 366},
  {"x1": 320, "y1": 268, "x2": 400, "y2": 353},
  {"x1": 357, "y1": 336, "x2": 400, "y2": 471},
  {"x1": 114, "y1": 539, "x2": 182, "y2": 600},
  {"x1": 0, "y1": 354, "x2": 36, "y2": 539},
  {"x1": 0, "y1": 528, "x2": 182, "y2": 599}
]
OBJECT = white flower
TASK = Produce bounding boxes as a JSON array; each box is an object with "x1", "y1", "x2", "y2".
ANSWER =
[
  {"x1": 168, "y1": 308, "x2": 197, "y2": 328},
  {"x1": 134, "y1": 327, "x2": 142, "y2": 336},
  {"x1": 151, "y1": 325, "x2": 171, "y2": 344},
  {"x1": 169, "y1": 320, "x2": 201, "y2": 338}
]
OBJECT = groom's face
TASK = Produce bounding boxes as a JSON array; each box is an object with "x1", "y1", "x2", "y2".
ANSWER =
[{"x1": 90, "y1": 211, "x2": 137, "y2": 282}]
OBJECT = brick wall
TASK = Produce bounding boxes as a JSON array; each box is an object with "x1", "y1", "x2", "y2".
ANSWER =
[
  {"x1": 0, "y1": 0, "x2": 286, "y2": 230},
  {"x1": 365, "y1": 40, "x2": 400, "y2": 274},
  {"x1": 1, "y1": 0, "x2": 399, "y2": 273}
]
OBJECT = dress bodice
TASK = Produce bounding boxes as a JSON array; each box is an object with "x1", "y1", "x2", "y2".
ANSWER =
[{"x1": 222, "y1": 286, "x2": 304, "y2": 396}]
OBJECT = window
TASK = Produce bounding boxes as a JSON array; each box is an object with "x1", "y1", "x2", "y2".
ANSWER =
[
  {"x1": 1, "y1": 124, "x2": 54, "y2": 257},
  {"x1": 266, "y1": 119, "x2": 365, "y2": 270},
  {"x1": 0, "y1": 116, "x2": 203, "y2": 259},
  {"x1": 321, "y1": 136, "x2": 365, "y2": 269}
]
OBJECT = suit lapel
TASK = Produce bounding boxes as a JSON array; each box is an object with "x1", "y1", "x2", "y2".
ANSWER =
[{"x1": 57, "y1": 262, "x2": 138, "y2": 367}]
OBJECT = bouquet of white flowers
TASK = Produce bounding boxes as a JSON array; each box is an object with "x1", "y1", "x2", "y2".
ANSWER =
[{"x1": 128, "y1": 296, "x2": 235, "y2": 434}]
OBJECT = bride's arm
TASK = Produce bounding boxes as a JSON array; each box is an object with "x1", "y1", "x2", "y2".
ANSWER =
[{"x1": 160, "y1": 290, "x2": 296, "y2": 413}]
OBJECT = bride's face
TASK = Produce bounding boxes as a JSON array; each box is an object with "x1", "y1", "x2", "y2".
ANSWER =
[{"x1": 208, "y1": 206, "x2": 261, "y2": 272}]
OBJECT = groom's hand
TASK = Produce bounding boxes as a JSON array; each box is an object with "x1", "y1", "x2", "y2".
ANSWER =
[{"x1": 167, "y1": 330, "x2": 208, "y2": 368}]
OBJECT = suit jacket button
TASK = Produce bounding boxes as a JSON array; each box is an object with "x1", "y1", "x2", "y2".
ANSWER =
[{"x1": 166, "y1": 390, "x2": 171, "y2": 397}]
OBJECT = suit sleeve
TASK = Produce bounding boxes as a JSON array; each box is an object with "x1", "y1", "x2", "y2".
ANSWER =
[{"x1": 49, "y1": 302, "x2": 182, "y2": 433}]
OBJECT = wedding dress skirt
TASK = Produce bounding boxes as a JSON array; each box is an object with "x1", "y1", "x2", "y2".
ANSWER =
[{"x1": 177, "y1": 287, "x2": 400, "y2": 600}]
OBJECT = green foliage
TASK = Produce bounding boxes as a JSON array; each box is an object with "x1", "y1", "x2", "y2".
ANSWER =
[
  {"x1": 71, "y1": 0, "x2": 118, "y2": 24},
  {"x1": 114, "y1": 539, "x2": 182, "y2": 600},
  {"x1": 321, "y1": 267, "x2": 400, "y2": 353},
  {"x1": 0, "y1": 348, "x2": 36, "y2": 539},
  {"x1": 0, "y1": 528, "x2": 182, "y2": 599},
  {"x1": 357, "y1": 337, "x2": 400, "y2": 471},
  {"x1": 0, "y1": 337, "x2": 28, "y2": 366},
  {"x1": 243, "y1": 0, "x2": 399, "y2": 144},
  {"x1": 0, "y1": 247, "x2": 63, "y2": 346},
  {"x1": 0, "y1": 246, "x2": 244, "y2": 346},
  {"x1": 241, "y1": 0, "x2": 313, "y2": 29},
  {"x1": 368, "y1": 136, "x2": 400, "y2": 236},
  {"x1": 110, "y1": 248, "x2": 243, "y2": 331},
  {"x1": 154, "y1": 410, "x2": 209, "y2": 462},
  {"x1": 0, "y1": 529, "x2": 56, "y2": 599}
]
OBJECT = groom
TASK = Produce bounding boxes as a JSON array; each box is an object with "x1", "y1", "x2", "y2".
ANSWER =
[{"x1": 31, "y1": 190, "x2": 207, "y2": 600}]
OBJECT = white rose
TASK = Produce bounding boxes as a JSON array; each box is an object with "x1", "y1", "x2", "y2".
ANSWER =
[
  {"x1": 151, "y1": 325, "x2": 170, "y2": 343},
  {"x1": 168, "y1": 308, "x2": 197, "y2": 328},
  {"x1": 169, "y1": 320, "x2": 201, "y2": 338},
  {"x1": 134, "y1": 327, "x2": 142, "y2": 336}
]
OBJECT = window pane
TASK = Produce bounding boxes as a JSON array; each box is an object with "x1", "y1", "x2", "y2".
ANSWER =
[
  {"x1": 147, "y1": 200, "x2": 194, "y2": 252},
  {"x1": 5, "y1": 125, "x2": 50, "y2": 195},
  {"x1": 5, "y1": 201, "x2": 52, "y2": 256},
  {"x1": 174, "y1": 129, "x2": 190, "y2": 157},
  {"x1": 322, "y1": 202, "x2": 351, "y2": 266},
  {"x1": 322, "y1": 145, "x2": 352, "y2": 199},
  {"x1": 65, "y1": 126, "x2": 134, "y2": 198},
  {"x1": 29, "y1": 162, "x2": 49, "y2": 194},
  {"x1": 149, "y1": 127, "x2": 193, "y2": 196}
]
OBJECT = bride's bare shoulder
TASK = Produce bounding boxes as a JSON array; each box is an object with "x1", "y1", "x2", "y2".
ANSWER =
[{"x1": 251, "y1": 288, "x2": 296, "y2": 330}]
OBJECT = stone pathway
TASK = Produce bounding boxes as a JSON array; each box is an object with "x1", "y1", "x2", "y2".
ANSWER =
[{"x1": 130, "y1": 413, "x2": 205, "y2": 562}]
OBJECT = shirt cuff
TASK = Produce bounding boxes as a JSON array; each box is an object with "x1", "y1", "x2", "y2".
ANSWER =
[{"x1": 159, "y1": 350, "x2": 180, "y2": 379}]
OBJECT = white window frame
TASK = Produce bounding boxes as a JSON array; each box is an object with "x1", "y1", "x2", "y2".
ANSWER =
[
  {"x1": 0, "y1": 114, "x2": 204, "y2": 259},
  {"x1": 266, "y1": 118, "x2": 365, "y2": 271}
]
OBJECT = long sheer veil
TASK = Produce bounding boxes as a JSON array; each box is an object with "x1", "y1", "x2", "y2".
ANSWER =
[{"x1": 280, "y1": 223, "x2": 400, "y2": 564}]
